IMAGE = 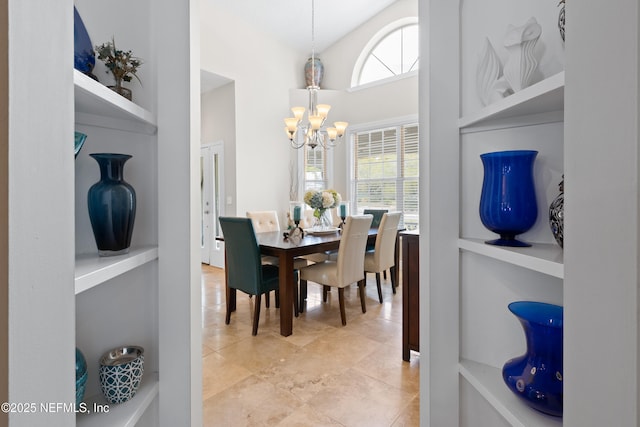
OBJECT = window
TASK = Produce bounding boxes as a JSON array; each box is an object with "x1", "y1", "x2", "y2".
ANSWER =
[
  {"x1": 351, "y1": 122, "x2": 419, "y2": 230},
  {"x1": 303, "y1": 144, "x2": 328, "y2": 192},
  {"x1": 352, "y1": 18, "x2": 419, "y2": 88}
]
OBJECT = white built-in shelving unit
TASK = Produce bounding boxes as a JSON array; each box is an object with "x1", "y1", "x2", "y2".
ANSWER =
[
  {"x1": 77, "y1": 373, "x2": 159, "y2": 427},
  {"x1": 422, "y1": 1, "x2": 567, "y2": 426},
  {"x1": 72, "y1": 2, "x2": 200, "y2": 425},
  {"x1": 74, "y1": 71, "x2": 157, "y2": 135},
  {"x1": 457, "y1": 72, "x2": 565, "y2": 427},
  {"x1": 6, "y1": 1, "x2": 200, "y2": 426},
  {"x1": 423, "y1": 1, "x2": 640, "y2": 426}
]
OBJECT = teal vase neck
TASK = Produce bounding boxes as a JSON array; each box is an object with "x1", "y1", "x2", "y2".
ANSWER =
[{"x1": 90, "y1": 153, "x2": 131, "y2": 182}]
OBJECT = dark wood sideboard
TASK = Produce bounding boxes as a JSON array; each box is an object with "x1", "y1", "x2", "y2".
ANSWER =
[{"x1": 401, "y1": 230, "x2": 419, "y2": 361}]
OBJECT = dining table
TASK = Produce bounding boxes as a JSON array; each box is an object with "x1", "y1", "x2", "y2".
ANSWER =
[{"x1": 224, "y1": 227, "x2": 400, "y2": 337}]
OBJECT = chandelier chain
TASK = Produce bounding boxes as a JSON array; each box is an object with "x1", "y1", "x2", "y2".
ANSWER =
[
  {"x1": 311, "y1": 0, "x2": 315, "y2": 82},
  {"x1": 283, "y1": 0, "x2": 348, "y2": 150}
]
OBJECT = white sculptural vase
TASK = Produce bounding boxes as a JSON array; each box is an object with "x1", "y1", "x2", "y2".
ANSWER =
[
  {"x1": 503, "y1": 17, "x2": 542, "y2": 92},
  {"x1": 477, "y1": 37, "x2": 512, "y2": 106}
]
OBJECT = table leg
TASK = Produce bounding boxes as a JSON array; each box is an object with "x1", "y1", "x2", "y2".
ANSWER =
[
  {"x1": 278, "y1": 253, "x2": 295, "y2": 336},
  {"x1": 393, "y1": 233, "x2": 400, "y2": 290}
]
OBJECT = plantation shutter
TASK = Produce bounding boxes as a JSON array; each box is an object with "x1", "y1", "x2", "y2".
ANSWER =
[
  {"x1": 352, "y1": 123, "x2": 419, "y2": 229},
  {"x1": 354, "y1": 127, "x2": 398, "y2": 209},
  {"x1": 304, "y1": 145, "x2": 327, "y2": 191},
  {"x1": 401, "y1": 124, "x2": 419, "y2": 230}
]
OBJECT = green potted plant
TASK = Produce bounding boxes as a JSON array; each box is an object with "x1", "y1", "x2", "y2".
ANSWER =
[{"x1": 95, "y1": 37, "x2": 143, "y2": 101}]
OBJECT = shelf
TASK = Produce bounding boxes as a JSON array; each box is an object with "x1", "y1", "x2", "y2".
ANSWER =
[
  {"x1": 77, "y1": 372, "x2": 159, "y2": 427},
  {"x1": 458, "y1": 72, "x2": 564, "y2": 132},
  {"x1": 74, "y1": 70, "x2": 157, "y2": 135},
  {"x1": 75, "y1": 246, "x2": 159, "y2": 294},
  {"x1": 458, "y1": 238, "x2": 564, "y2": 279},
  {"x1": 459, "y1": 360, "x2": 562, "y2": 427}
]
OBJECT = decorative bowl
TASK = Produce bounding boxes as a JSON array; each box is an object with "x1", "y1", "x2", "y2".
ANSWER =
[
  {"x1": 74, "y1": 132, "x2": 87, "y2": 158},
  {"x1": 99, "y1": 346, "x2": 144, "y2": 404}
]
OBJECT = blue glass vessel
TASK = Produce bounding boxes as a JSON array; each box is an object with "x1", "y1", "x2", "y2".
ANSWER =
[
  {"x1": 479, "y1": 150, "x2": 538, "y2": 247},
  {"x1": 88, "y1": 153, "x2": 136, "y2": 256},
  {"x1": 502, "y1": 301, "x2": 563, "y2": 417},
  {"x1": 73, "y1": 7, "x2": 96, "y2": 79}
]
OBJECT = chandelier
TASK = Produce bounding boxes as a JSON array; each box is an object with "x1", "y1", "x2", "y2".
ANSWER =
[{"x1": 284, "y1": 0, "x2": 348, "y2": 150}]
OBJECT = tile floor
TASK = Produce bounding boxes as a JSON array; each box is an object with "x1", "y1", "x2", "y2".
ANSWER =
[{"x1": 201, "y1": 264, "x2": 420, "y2": 427}]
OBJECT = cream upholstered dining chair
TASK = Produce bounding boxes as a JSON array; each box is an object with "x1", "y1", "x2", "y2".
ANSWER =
[
  {"x1": 247, "y1": 210, "x2": 308, "y2": 312},
  {"x1": 298, "y1": 209, "x2": 331, "y2": 263},
  {"x1": 363, "y1": 212, "x2": 402, "y2": 304},
  {"x1": 246, "y1": 210, "x2": 281, "y2": 266},
  {"x1": 298, "y1": 214, "x2": 373, "y2": 325},
  {"x1": 246, "y1": 210, "x2": 281, "y2": 232}
]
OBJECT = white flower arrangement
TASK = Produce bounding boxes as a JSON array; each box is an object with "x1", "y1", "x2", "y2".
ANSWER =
[
  {"x1": 304, "y1": 189, "x2": 341, "y2": 211},
  {"x1": 303, "y1": 189, "x2": 342, "y2": 227}
]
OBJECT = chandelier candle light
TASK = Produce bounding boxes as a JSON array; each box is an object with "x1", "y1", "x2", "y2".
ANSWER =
[{"x1": 284, "y1": 0, "x2": 348, "y2": 150}]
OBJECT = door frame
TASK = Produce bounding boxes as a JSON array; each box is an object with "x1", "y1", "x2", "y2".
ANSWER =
[{"x1": 200, "y1": 141, "x2": 225, "y2": 267}]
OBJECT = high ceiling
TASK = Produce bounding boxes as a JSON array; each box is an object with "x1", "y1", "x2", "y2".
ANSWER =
[
  {"x1": 201, "y1": 0, "x2": 399, "y2": 93},
  {"x1": 208, "y1": 0, "x2": 398, "y2": 54}
]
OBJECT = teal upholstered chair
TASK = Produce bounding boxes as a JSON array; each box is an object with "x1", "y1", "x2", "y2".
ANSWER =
[
  {"x1": 363, "y1": 208, "x2": 390, "y2": 278},
  {"x1": 363, "y1": 209, "x2": 388, "y2": 229},
  {"x1": 219, "y1": 217, "x2": 298, "y2": 335}
]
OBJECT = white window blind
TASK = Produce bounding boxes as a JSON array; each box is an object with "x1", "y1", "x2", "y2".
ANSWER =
[
  {"x1": 352, "y1": 123, "x2": 419, "y2": 229},
  {"x1": 304, "y1": 144, "x2": 327, "y2": 192}
]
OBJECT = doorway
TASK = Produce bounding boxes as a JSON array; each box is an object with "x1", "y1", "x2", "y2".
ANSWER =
[{"x1": 200, "y1": 142, "x2": 225, "y2": 267}]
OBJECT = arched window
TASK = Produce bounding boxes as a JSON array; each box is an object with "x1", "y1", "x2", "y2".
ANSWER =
[{"x1": 351, "y1": 17, "x2": 419, "y2": 88}]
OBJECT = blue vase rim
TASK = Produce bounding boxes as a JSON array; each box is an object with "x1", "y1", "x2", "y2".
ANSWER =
[
  {"x1": 89, "y1": 153, "x2": 132, "y2": 160},
  {"x1": 481, "y1": 150, "x2": 538, "y2": 159},
  {"x1": 508, "y1": 301, "x2": 563, "y2": 328}
]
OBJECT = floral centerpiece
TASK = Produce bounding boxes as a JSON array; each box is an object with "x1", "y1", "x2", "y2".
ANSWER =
[{"x1": 304, "y1": 189, "x2": 341, "y2": 229}]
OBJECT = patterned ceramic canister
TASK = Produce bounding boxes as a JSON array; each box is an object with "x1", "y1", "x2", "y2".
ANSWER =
[{"x1": 99, "y1": 346, "x2": 144, "y2": 404}]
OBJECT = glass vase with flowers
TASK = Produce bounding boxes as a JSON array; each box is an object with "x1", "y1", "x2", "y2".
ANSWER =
[{"x1": 303, "y1": 189, "x2": 341, "y2": 230}]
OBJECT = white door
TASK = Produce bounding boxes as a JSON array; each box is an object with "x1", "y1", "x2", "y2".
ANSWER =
[{"x1": 200, "y1": 142, "x2": 225, "y2": 267}]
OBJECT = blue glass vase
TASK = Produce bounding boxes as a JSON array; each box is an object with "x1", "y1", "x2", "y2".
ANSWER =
[
  {"x1": 502, "y1": 301, "x2": 563, "y2": 417},
  {"x1": 88, "y1": 153, "x2": 136, "y2": 256},
  {"x1": 479, "y1": 150, "x2": 538, "y2": 247}
]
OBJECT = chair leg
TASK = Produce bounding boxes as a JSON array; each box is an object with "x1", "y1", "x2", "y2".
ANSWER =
[
  {"x1": 338, "y1": 288, "x2": 347, "y2": 325},
  {"x1": 383, "y1": 270, "x2": 387, "y2": 280},
  {"x1": 376, "y1": 272, "x2": 383, "y2": 304},
  {"x1": 299, "y1": 279, "x2": 307, "y2": 313},
  {"x1": 293, "y1": 283, "x2": 299, "y2": 317},
  {"x1": 265, "y1": 291, "x2": 270, "y2": 308},
  {"x1": 390, "y1": 266, "x2": 397, "y2": 294},
  {"x1": 252, "y1": 294, "x2": 262, "y2": 336},
  {"x1": 358, "y1": 280, "x2": 367, "y2": 313},
  {"x1": 275, "y1": 290, "x2": 280, "y2": 308},
  {"x1": 225, "y1": 290, "x2": 233, "y2": 325},
  {"x1": 323, "y1": 285, "x2": 330, "y2": 302}
]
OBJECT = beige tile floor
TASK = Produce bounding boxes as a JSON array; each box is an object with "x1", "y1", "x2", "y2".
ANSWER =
[{"x1": 201, "y1": 264, "x2": 420, "y2": 427}]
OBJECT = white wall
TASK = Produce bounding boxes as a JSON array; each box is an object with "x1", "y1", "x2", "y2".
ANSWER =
[
  {"x1": 201, "y1": 82, "x2": 237, "y2": 215},
  {"x1": 200, "y1": 0, "x2": 418, "y2": 214},
  {"x1": 320, "y1": 0, "x2": 418, "y2": 91},
  {"x1": 200, "y1": 4, "x2": 300, "y2": 217},
  {"x1": 306, "y1": 0, "x2": 419, "y2": 200}
]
